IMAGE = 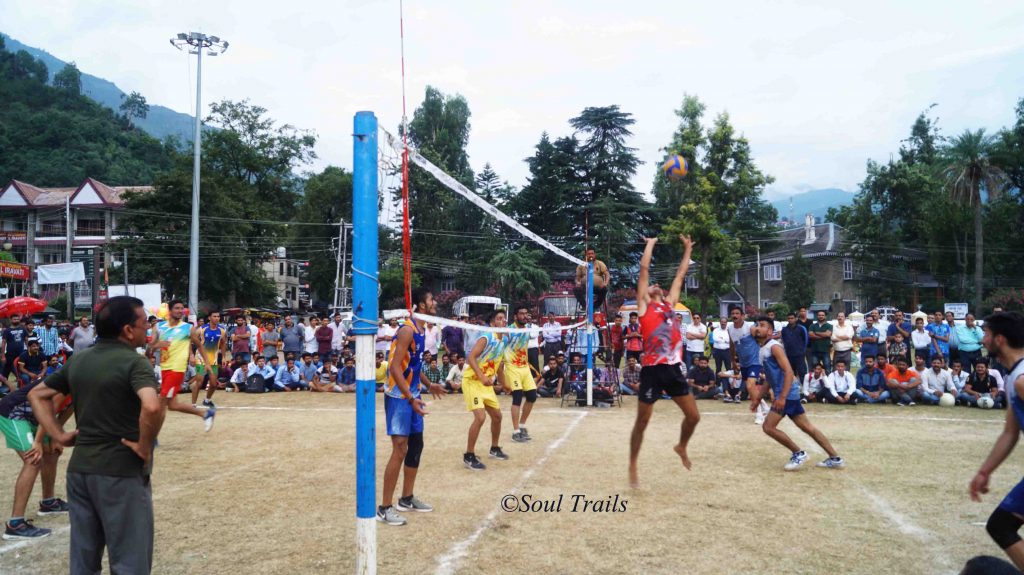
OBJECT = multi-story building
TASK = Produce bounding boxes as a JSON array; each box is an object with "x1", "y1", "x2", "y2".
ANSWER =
[{"x1": 260, "y1": 250, "x2": 310, "y2": 311}]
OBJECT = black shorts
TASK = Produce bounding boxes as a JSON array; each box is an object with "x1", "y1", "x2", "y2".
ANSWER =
[{"x1": 638, "y1": 363, "x2": 690, "y2": 404}]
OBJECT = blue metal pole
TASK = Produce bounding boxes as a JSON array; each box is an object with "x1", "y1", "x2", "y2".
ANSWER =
[
  {"x1": 586, "y1": 261, "x2": 594, "y2": 406},
  {"x1": 352, "y1": 111, "x2": 378, "y2": 575}
]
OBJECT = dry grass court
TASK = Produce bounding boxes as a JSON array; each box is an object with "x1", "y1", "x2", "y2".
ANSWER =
[{"x1": 0, "y1": 392, "x2": 1017, "y2": 574}]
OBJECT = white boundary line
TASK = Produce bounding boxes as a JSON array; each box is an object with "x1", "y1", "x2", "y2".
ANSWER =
[
  {"x1": 433, "y1": 411, "x2": 589, "y2": 575},
  {"x1": 218, "y1": 405, "x2": 586, "y2": 416}
]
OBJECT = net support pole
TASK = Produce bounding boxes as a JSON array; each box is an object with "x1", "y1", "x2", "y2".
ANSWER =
[
  {"x1": 586, "y1": 261, "x2": 594, "y2": 406},
  {"x1": 352, "y1": 111, "x2": 378, "y2": 575}
]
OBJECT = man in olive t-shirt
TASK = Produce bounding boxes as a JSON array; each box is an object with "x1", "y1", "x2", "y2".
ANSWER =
[
  {"x1": 30, "y1": 296, "x2": 165, "y2": 575},
  {"x1": 807, "y1": 311, "x2": 834, "y2": 372}
]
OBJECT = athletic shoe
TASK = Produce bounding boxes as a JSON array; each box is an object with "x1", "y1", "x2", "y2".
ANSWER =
[
  {"x1": 754, "y1": 399, "x2": 770, "y2": 425},
  {"x1": 489, "y1": 446, "x2": 509, "y2": 460},
  {"x1": 3, "y1": 519, "x2": 51, "y2": 540},
  {"x1": 896, "y1": 402, "x2": 905, "y2": 407},
  {"x1": 908, "y1": 401, "x2": 916, "y2": 407},
  {"x1": 202, "y1": 399, "x2": 216, "y2": 408},
  {"x1": 816, "y1": 456, "x2": 846, "y2": 469},
  {"x1": 800, "y1": 398, "x2": 807, "y2": 404},
  {"x1": 203, "y1": 408, "x2": 216, "y2": 432},
  {"x1": 38, "y1": 498, "x2": 70, "y2": 516},
  {"x1": 396, "y1": 495, "x2": 434, "y2": 513},
  {"x1": 511, "y1": 431, "x2": 528, "y2": 443},
  {"x1": 463, "y1": 453, "x2": 486, "y2": 470},
  {"x1": 783, "y1": 451, "x2": 808, "y2": 471},
  {"x1": 520, "y1": 427, "x2": 531, "y2": 441},
  {"x1": 376, "y1": 505, "x2": 407, "y2": 526}
]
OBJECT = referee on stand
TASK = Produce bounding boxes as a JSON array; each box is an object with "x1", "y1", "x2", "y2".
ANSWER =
[{"x1": 30, "y1": 296, "x2": 166, "y2": 574}]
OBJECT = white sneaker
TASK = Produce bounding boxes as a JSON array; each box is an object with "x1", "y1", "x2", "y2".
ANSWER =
[
  {"x1": 816, "y1": 456, "x2": 846, "y2": 469},
  {"x1": 203, "y1": 408, "x2": 216, "y2": 432},
  {"x1": 784, "y1": 451, "x2": 808, "y2": 471},
  {"x1": 754, "y1": 399, "x2": 770, "y2": 425}
]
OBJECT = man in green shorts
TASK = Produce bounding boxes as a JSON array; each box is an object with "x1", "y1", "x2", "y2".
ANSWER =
[{"x1": 0, "y1": 376, "x2": 73, "y2": 539}]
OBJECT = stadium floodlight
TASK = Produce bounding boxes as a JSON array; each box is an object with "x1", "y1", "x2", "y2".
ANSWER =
[{"x1": 169, "y1": 32, "x2": 228, "y2": 320}]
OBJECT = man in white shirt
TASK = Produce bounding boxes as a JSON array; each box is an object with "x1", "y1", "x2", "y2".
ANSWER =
[
  {"x1": 684, "y1": 313, "x2": 708, "y2": 369},
  {"x1": 824, "y1": 359, "x2": 856, "y2": 404},
  {"x1": 424, "y1": 322, "x2": 440, "y2": 356},
  {"x1": 445, "y1": 355, "x2": 464, "y2": 393},
  {"x1": 246, "y1": 316, "x2": 260, "y2": 355},
  {"x1": 766, "y1": 309, "x2": 784, "y2": 340},
  {"x1": 802, "y1": 362, "x2": 829, "y2": 403},
  {"x1": 711, "y1": 318, "x2": 732, "y2": 374},
  {"x1": 376, "y1": 318, "x2": 398, "y2": 359},
  {"x1": 541, "y1": 314, "x2": 563, "y2": 363},
  {"x1": 920, "y1": 356, "x2": 957, "y2": 404},
  {"x1": 910, "y1": 317, "x2": 934, "y2": 365},
  {"x1": 830, "y1": 312, "x2": 855, "y2": 369},
  {"x1": 303, "y1": 317, "x2": 319, "y2": 355},
  {"x1": 328, "y1": 313, "x2": 347, "y2": 355}
]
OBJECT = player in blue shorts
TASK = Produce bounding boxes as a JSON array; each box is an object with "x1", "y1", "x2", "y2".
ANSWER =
[
  {"x1": 751, "y1": 316, "x2": 844, "y2": 472},
  {"x1": 970, "y1": 311, "x2": 1024, "y2": 570},
  {"x1": 377, "y1": 287, "x2": 447, "y2": 527}
]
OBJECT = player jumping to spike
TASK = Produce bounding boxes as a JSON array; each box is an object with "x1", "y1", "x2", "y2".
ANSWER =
[
  {"x1": 629, "y1": 235, "x2": 698, "y2": 489},
  {"x1": 506, "y1": 305, "x2": 538, "y2": 443},
  {"x1": 377, "y1": 287, "x2": 447, "y2": 527},
  {"x1": 969, "y1": 311, "x2": 1024, "y2": 570},
  {"x1": 751, "y1": 315, "x2": 844, "y2": 471}
]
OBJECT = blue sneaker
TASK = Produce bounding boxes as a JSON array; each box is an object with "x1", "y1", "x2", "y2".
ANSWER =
[
  {"x1": 203, "y1": 408, "x2": 216, "y2": 432},
  {"x1": 38, "y1": 498, "x2": 70, "y2": 516},
  {"x1": 783, "y1": 450, "x2": 808, "y2": 471},
  {"x1": 3, "y1": 519, "x2": 51, "y2": 540}
]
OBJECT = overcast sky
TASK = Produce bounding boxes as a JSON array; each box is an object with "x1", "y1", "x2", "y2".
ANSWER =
[{"x1": 4, "y1": 0, "x2": 1024, "y2": 200}]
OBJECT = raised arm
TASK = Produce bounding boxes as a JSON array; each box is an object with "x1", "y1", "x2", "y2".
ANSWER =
[
  {"x1": 666, "y1": 235, "x2": 694, "y2": 306},
  {"x1": 636, "y1": 237, "x2": 658, "y2": 317}
]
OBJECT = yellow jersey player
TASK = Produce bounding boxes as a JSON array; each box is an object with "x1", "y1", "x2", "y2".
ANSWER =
[
  {"x1": 462, "y1": 309, "x2": 509, "y2": 470},
  {"x1": 505, "y1": 305, "x2": 538, "y2": 443},
  {"x1": 149, "y1": 300, "x2": 215, "y2": 431}
]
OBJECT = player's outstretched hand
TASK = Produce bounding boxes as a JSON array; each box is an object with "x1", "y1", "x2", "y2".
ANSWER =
[
  {"x1": 678, "y1": 234, "x2": 693, "y2": 250},
  {"x1": 643, "y1": 237, "x2": 658, "y2": 246},
  {"x1": 429, "y1": 383, "x2": 447, "y2": 399},
  {"x1": 969, "y1": 471, "x2": 990, "y2": 502},
  {"x1": 410, "y1": 398, "x2": 429, "y2": 416}
]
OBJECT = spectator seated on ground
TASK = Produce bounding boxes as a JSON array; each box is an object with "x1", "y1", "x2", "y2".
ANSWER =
[
  {"x1": 717, "y1": 360, "x2": 744, "y2": 403},
  {"x1": 310, "y1": 358, "x2": 341, "y2": 393},
  {"x1": 920, "y1": 357, "x2": 958, "y2": 405},
  {"x1": 228, "y1": 361, "x2": 250, "y2": 393},
  {"x1": 297, "y1": 353, "x2": 319, "y2": 390},
  {"x1": 336, "y1": 357, "x2": 357, "y2": 392},
  {"x1": 310, "y1": 353, "x2": 323, "y2": 371},
  {"x1": 823, "y1": 360, "x2": 856, "y2": 405},
  {"x1": 445, "y1": 354, "x2": 464, "y2": 394},
  {"x1": 538, "y1": 357, "x2": 563, "y2": 398},
  {"x1": 854, "y1": 356, "x2": 890, "y2": 404},
  {"x1": 802, "y1": 362, "x2": 829, "y2": 404},
  {"x1": 15, "y1": 339, "x2": 45, "y2": 388},
  {"x1": 423, "y1": 356, "x2": 442, "y2": 394},
  {"x1": 688, "y1": 356, "x2": 719, "y2": 399},
  {"x1": 887, "y1": 356, "x2": 921, "y2": 406},
  {"x1": 961, "y1": 359, "x2": 1004, "y2": 408},
  {"x1": 950, "y1": 360, "x2": 969, "y2": 398},
  {"x1": 620, "y1": 356, "x2": 641, "y2": 396},
  {"x1": 273, "y1": 357, "x2": 306, "y2": 392},
  {"x1": 592, "y1": 366, "x2": 615, "y2": 405}
]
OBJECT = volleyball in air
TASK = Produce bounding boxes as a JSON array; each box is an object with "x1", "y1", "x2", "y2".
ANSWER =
[{"x1": 662, "y1": 154, "x2": 689, "y2": 181}]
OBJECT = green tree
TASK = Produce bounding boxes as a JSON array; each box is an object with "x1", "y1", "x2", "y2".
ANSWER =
[
  {"x1": 53, "y1": 62, "x2": 81, "y2": 95},
  {"x1": 663, "y1": 201, "x2": 739, "y2": 315},
  {"x1": 119, "y1": 91, "x2": 149, "y2": 128},
  {"x1": 291, "y1": 166, "x2": 353, "y2": 302},
  {"x1": 939, "y1": 129, "x2": 1009, "y2": 313},
  {"x1": 489, "y1": 248, "x2": 550, "y2": 303},
  {"x1": 782, "y1": 247, "x2": 815, "y2": 311},
  {"x1": 507, "y1": 133, "x2": 578, "y2": 251}
]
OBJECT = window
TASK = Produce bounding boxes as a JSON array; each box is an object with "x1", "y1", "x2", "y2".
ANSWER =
[
  {"x1": 734, "y1": 271, "x2": 740, "y2": 285},
  {"x1": 76, "y1": 218, "x2": 105, "y2": 236},
  {"x1": 279, "y1": 262, "x2": 285, "y2": 276},
  {"x1": 685, "y1": 274, "x2": 699, "y2": 289},
  {"x1": 763, "y1": 264, "x2": 782, "y2": 281},
  {"x1": 441, "y1": 275, "x2": 456, "y2": 293},
  {"x1": 843, "y1": 258, "x2": 854, "y2": 280}
]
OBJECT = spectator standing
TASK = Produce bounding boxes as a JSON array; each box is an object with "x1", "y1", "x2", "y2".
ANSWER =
[
  {"x1": 823, "y1": 360, "x2": 856, "y2": 404},
  {"x1": 3, "y1": 314, "x2": 31, "y2": 369},
  {"x1": 855, "y1": 315, "x2": 881, "y2": 367},
  {"x1": 327, "y1": 313, "x2": 346, "y2": 355},
  {"x1": 711, "y1": 317, "x2": 732, "y2": 374},
  {"x1": 313, "y1": 319, "x2": 333, "y2": 356},
  {"x1": 910, "y1": 317, "x2": 934, "y2": 365},
  {"x1": 228, "y1": 316, "x2": 252, "y2": 364},
  {"x1": 927, "y1": 311, "x2": 950, "y2": 362},
  {"x1": 304, "y1": 317, "x2": 319, "y2": 355},
  {"x1": 29, "y1": 296, "x2": 164, "y2": 574},
  {"x1": 956, "y1": 314, "x2": 985, "y2": 372},
  {"x1": 541, "y1": 314, "x2": 562, "y2": 363},
  {"x1": 854, "y1": 356, "x2": 890, "y2": 404},
  {"x1": 886, "y1": 310, "x2": 912, "y2": 353},
  {"x1": 830, "y1": 312, "x2": 855, "y2": 368},
  {"x1": 780, "y1": 312, "x2": 809, "y2": 382},
  {"x1": 441, "y1": 320, "x2": 465, "y2": 359},
  {"x1": 246, "y1": 316, "x2": 260, "y2": 356},
  {"x1": 888, "y1": 332, "x2": 910, "y2": 366},
  {"x1": 374, "y1": 352, "x2": 388, "y2": 392},
  {"x1": 807, "y1": 311, "x2": 833, "y2": 373},
  {"x1": 950, "y1": 360, "x2": 969, "y2": 396},
  {"x1": 797, "y1": 307, "x2": 815, "y2": 368},
  {"x1": 623, "y1": 312, "x2": 643, "y2": 363},
  {"x1": 37, "y1": 316, "x2": 60, "y2": 359},
  {"x1": 260, "y1": 321, "x2": 282, "y2": 361},
  {"x1": 424, "y1": 322, "x2": 441, "y2": 357},
  {"x1": 920, "y1": 356, "x2": 957, "y2": 405},
  {"x1": 945, "y1": 311, "x2": 960, "y2": 365},
  {"x1": 280, "y1": 316, "x2": 305, "y2": 359},
  {"x1": 727, "y1": 307, "x2": 760, "y2": 408},
  {"x1": 608, "y1": 315, "x2": 626, "y2": 369},
  {"x1": 526, "y1": 317, "x2": 541, "y2": 373},
  {"x1": 684, "y1": 314, "x2": 708, "y2": 370}
]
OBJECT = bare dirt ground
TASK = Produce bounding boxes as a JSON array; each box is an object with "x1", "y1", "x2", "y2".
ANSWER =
[{"x1": 0, "y1": 391, "x2": 1017, "y2": 574}]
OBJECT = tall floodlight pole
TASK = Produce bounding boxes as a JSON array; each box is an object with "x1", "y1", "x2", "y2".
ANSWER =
[{"x1": 170, "y1": 32, "x2": 229, "y2": 319}]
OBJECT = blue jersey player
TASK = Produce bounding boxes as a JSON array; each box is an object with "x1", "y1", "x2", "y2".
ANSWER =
[
  {"x1": 970, "y1": 311, "x2": 1024, "y2": 570},
  {"x1": 751, "y1": 316, "x2": 845, "y2": 472}
]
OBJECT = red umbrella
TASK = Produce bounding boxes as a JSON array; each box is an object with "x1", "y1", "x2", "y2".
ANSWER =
[{"x1": 0, "y1": 297, "x2": 48, "y2": 318}]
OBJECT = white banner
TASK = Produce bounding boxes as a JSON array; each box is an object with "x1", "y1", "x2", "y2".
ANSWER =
[
  {"x1": 36, "y1": 262, "x2": 85, "y2": 285},
  {"x1": 390, "y1": 309, "x2": 585, "y2": 335},
  {"x1": 380, "y1": 127, "x2": 585, "y2": 266}
]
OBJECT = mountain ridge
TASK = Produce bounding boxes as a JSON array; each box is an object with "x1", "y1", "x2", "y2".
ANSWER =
[{"x1": 771, "y1": 187, "x2": 854, "y2": 222}]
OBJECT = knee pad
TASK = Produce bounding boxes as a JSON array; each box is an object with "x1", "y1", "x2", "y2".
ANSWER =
[
  {"x1": 511, "y1": 390, "x2": 524, "y2": 406},
  {"x1": 524, "y1": 389, "x2": 538, "y2": 403},
  {"x1": 987, "y1": 507, "x2": 1023, "y2": 549},
  {"x1": 404, "y1": 433, "x2": 424, "y2": 469}
]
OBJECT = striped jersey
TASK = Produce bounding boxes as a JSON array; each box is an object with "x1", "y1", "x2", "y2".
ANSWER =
[
  {"x1": 385, "y1": 319, "x2": 425, "y2": 399},
  {"x1": 157, "y1": 320, "x2": 193, "y2": 373}
]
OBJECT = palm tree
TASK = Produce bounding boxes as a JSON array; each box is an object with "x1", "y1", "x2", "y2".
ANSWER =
[{"x1": 940, "y1": 129, "x2": 1008, "y2": 314}]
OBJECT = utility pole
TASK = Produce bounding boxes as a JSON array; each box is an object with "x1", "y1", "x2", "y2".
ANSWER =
[
  {"x1": 332, "y1": 219, "x2": 344, "y2": 310},
  {"x1": 123, "y1": 248, "x2": 129, "y2": 294},
  {"x1": 340, "y1": 221, "x2": 349, "y2": 309},
  {"x1": 65, "y1": 196, "x2": 73, "y2": 319},
  {"x1": 171, "y1": 32, "x2": 229, "y2": 321},
  {"x1": 755, "y1": 244, "x2": 761, "y2": 311}
]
